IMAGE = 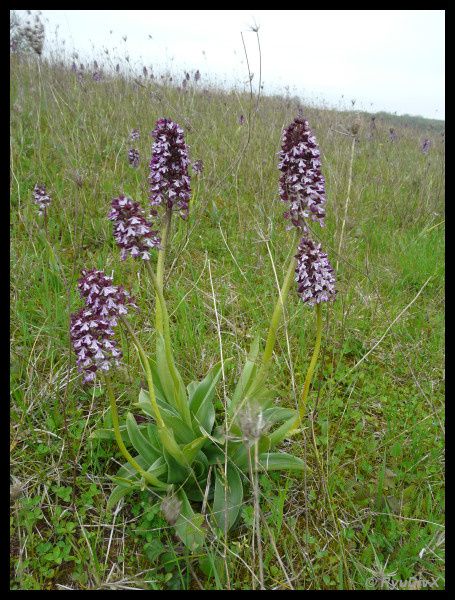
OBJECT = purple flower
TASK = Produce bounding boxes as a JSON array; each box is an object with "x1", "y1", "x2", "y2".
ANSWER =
[
  {"x1": 194, "y1": 70, "x2": 201, "y2": 82},
  {"x1": 421, "y1": 138, "x2": 432, "y2": 154},
  {"x1": 33, "y1": 184, "x2": 51, "y2": 216},
  {"x1": 278, "y1": 117, "x2": 326, "y2": 231},
  {"x1": 71, "y1": 270, "x2": 137, "y2": 383},
  {"x1": 389, "y1": 128, "x2": 397, "y2": 142},
  {"x1": 77, "y1": 269, "x2": 137, "y2": 322},
  {"x1": 130, "y1": 128, "x2": 140, "y2": 141},
  {"x1": 128, "y1": 148, "x2": 140, "y2": 168},
  {"x1": 295, "y1": 238, "x2": 336, "y2": 306},
  {"x1": 192, "y1": 160, "x2": 203, "y2": 175},
  {"x1": 239, "y1": 114, "x2": 245, "y2": 125},
  {"x1": 109, "y1": 195, "x2": 161, "y2": 261},
  {"x1": 93, "y1": 71, "x2": 102, "y2": 82},
  {"x1": 148, "y1": 118, "x2": 191, "y2": 220},
  {"x1": 143, "y1": 66, "x2": 148, "y2": 77}
]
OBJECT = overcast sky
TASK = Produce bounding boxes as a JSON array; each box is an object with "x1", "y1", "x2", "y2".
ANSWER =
[{"x1": 23, "y1": 10, "x2": 444, "y2": 120}]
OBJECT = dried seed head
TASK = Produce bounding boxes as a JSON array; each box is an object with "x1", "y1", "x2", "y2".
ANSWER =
[
  {"x1": 238, "y1": 403, "x2": 269, "y2": 443},
  {"x1": 161, "y1": 495, "x2": 182, "y2": 525}
]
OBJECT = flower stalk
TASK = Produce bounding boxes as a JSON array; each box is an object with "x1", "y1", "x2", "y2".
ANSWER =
[
  {"x1": 120, "y1": 315, "x2": 165, "y2": 430},
  {"x1": 105, "y1": 375, "x2": 168, "y2": 490},
  {"x1": 155, "y1": 207, "x2": 172, "y2": 337},
  {"x1": 293, "y1": 302, "x2": 323, "y2": 430}
]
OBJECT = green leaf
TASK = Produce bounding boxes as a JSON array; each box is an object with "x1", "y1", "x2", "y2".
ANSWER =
[
  {"x1": 189, "y1": 360, "x2": 226, "y2": 434},
  {"x1": 90, "y1": 425, "x2": 128, "y2": 443},
  {"x1": 182, "y1": 436, "x2": 207, "y2": 465},
  {"x1": 156, "y1": 334, "x2": 192, "y2": 427},
  {"x1": 263, "y1": 407, "x2": 296, "y2": 425},
  {"x1": 126, "y1": 413, "x2": 159, "y2": 464},
  {"x1": 256, "y1": 452, "x2": 308, "y2": 472},
  {"x1": 268, "y1": 416, "x2": 299, "y2": 448},
  {"x1": 229, "y1": 336, "x2": 260, "y2": 416},
  {"x1": 212, "y1": 462, "x2": 243, "y2": 532},
  {"x1": 157, "y1": 426, "x2": 188, "y2": 468},
  {"x1": 137, "y1": 390, "x2": 194, "y2": 444},
  {"x1": 163, "y1": 448, "x2": 190, "y2": 484},
  {"x1": 107, "y1": 485, "x2": 133, "y2": 510},
  {"x1": 174, "y1": 490, "x2": 206, "y2": 551}
]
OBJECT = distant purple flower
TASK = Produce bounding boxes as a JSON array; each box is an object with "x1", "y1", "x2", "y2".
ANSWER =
[
  {"x1": 143, "y1": 66, "x2": 148, "y2": 77},
  {"x1": 116, "y1": 63, "x2": 120, "y2": 73},
  {"x1": 93, "y1": 71, "x2": 102, "y2": 82},
  {"x1": 130, "y1": 128, "x2": 140, "y2": 141},
  {"x1": 109, "y1": 194, "x2": 161, "y2": 261},
  {"x1": 295, "y1": 238, "x2": 336, "y2": 306},
  {"x1": 239, "y1": 114, "x2": 245, "y2": 125},
  {"x1": 148, "y1": 118, "x2": 191, "y2": 220},
  {"x1": 194, "y1": 70, "x2": 201, "y2": 82},
  {"x1": 33, "y1": 184, "x2": 51, "y2": 216},
  {"x1": 185, "y1": 71, "x2": 190, "y2": 81},
  {"x1": 128, "y1": 148, "x2": 140, "y2": 168},
  {"x1": 71, "y1": 269, "x2": 137, "y2": 383},
  {"x1": 71, "y1": 62, "x2": 77, "y2": 72},
  {"x1": 192, "y1": 160, "x2": 203, "y2": 175},
  {"x1": 278, "y1": 117, "x2": 326, "y2": 231},
  {"x1": 182, "y1": 78, "x2": 187, "y2": 89},
  {"x1": 389, "y1": 128, "x2": 397, "y2": 142},
  {"x1": 421, "y1": 138, "x2": 432, "y2": 154}
]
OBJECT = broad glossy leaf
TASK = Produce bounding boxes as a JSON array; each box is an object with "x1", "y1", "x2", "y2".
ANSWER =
[
  {"x1": 126, "y1": 413, "x2": 159, "y2": 464},
  {"x1": 212, "y1": 462, "x2": 243, "y2": 532},
  {"x1": 256, "y1": 452, "x2": 307, "y2": 472},
  {"x1": 174, "y1": 490, "x2": 206, "y2": 551},
  {"x1": 268, "y1": 416, "x2": 299, "y2": 448}
]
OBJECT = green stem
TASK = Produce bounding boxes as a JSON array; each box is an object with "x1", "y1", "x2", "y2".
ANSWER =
[
  {"x1": 293, "y1": 302, "x2": 323, "y2": 429},
  {"x1": 145, "y1": 261, "x2": 193, "y2": 428},
  {"x1": 120, "y1": 316, "x2": 165, "y2": 429},
  {"x1": 104, "y1": 376, "x2": 168, "y2": 490},
  {"x1": 155, "y1": 208, "x2": 172, "y2": 336},
  {"x1": 246, "y1": 250, "x2": 297, "y2": 400}
]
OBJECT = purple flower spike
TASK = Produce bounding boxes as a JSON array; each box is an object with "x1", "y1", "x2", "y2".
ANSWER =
[
  {"x1": 295, "y1": 238, "x2": 336, "y2": 306},
  {"x1": 421, "y1": 138, "x2": 432, "y2": 154},
  {"x1": 33, "y1": 184, "x2": 51, "y2": 216},
  {"x1": 239, "y1": 114, "x2": 245, "y2": 125},
  {"x1": 278, "y1": 117, "x2": 327, "y2": 232},
  {"x1": 148, "y1": 118, "x2": 191, "y2": 220},
  {"x1": 130, "y1": 128, "x2": 140, "y2": 141},
  {"x1": 192, "y1": 159, "x2": 203, "y2": 175},
  {"x1": 71, "y1": 270, "x2": 137, "y2": 383},
  {"x1": 77, "y1": 268, "x2": 137, "y2": 324},
  {"x1": 128, "y1": 148, "x2": 140, "y2": 168},
  {"x1": 109, "y1": 194, "x2": 161, "y2": 261}
]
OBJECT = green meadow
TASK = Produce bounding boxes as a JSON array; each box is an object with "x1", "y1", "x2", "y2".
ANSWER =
[{"x1": 10, "y1": 53, "x2": 444, "y2": 590}]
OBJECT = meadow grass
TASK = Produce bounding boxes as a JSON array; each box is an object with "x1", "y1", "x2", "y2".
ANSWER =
[{"x1": 10, "y1": 53, "x2": 445, "y2": 590}]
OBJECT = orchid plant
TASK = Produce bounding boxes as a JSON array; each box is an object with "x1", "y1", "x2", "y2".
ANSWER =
[{"x1": 71, "y1": 116, "x2": 336, "y2": 551}]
